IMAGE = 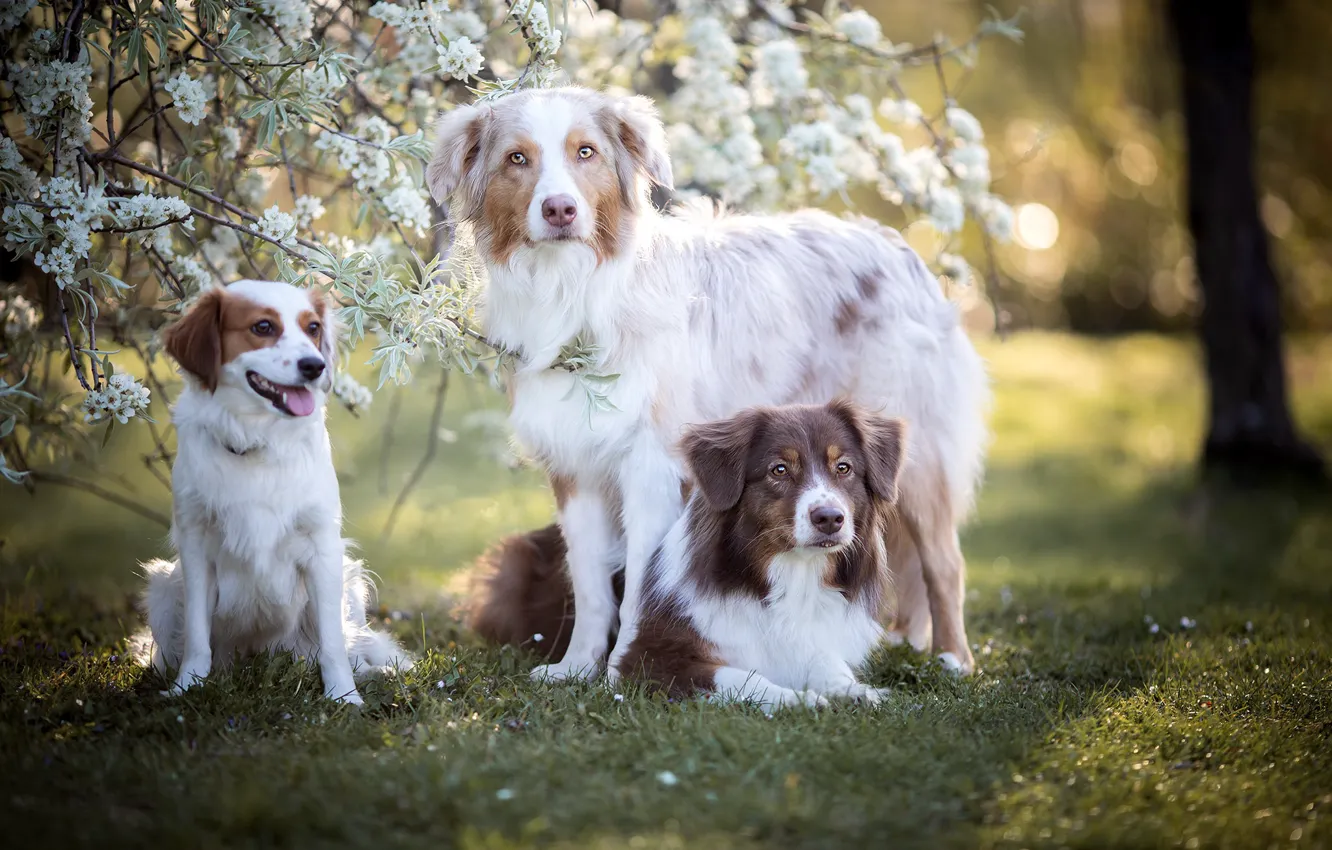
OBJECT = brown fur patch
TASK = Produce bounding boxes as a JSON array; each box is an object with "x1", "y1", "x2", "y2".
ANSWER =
[
  {"x1": 550, "y1": 472, "x2": 575, "y2": 510},
  {"x1": 835, "y1": 299, "x2": 862, "y2": 336},
  {"x1": 297, "y1": 308, "x2": 322, "y2": 347},
  {"x1": 163, "y1": 289, "x2": 224, "y2": 392},
  {"x1": 565, "y1": 131, "x2": 626, "y2": 262},
  {"x1": 466, "y1": 524, "x2": 625, "y2": 661},
  {"x1": 615, "y1": 556, "x2": 720, "y2": 698},
  {"x1": 855, "y1": 270, "x2": 883, "y2": 300},
  {"x1": 218, "y1": 293, "x2": 282, "y2": 365},
  {"x1": 481, "y1": 134, "x2": 539, "y2": 264},
  {"x1": 467, "y1": 525, "x2": 573, "y2": 661}
]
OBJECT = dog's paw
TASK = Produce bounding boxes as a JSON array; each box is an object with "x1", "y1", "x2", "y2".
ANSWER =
[
  {"x1": 167, "y1": 668, "x2": 208, "y2": 695},
  {"x1": 336, "y1": 690, "x2": 365, "y2": 706},
  {"x1": 529, "y1": 659, "x2": 600, "y2": 683},
  {"x1": 798, "y1": 690, "x2": 830, "y2": 710},
  {"x1": 937, "y1": 651, "x2": 974, "y2": 676},
  {"x1": 323, "y1": 687, "x2": 362, "y2": 708}
]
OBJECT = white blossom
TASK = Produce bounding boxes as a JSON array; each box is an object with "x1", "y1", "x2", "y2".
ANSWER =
[
  {"x1": 511, "y1": 1, "x2": 562, "y2": 55},
  {"x1": 0, "y1": 293, "x2": 38, "y2": 337},
  {"x1": 294, "y1": 195, "x2": 326, "y2": 228},
  {"x1": 217, "y1": 125, "x2": 242, "y2": 159},
  {"x1": 256, "y1": 205, "x2": 297, "y2": 246},
  {"x1": 0, "y1": 136, "x2": 37, "y2": 195},
  {"x1": 171, "y1": 255, "x2": 212, "y2": 295},
  {"x1": 235, "y1": 170, "x2": 270, "y2": 207},
  {"x1": 82, "y1": 373, "x2": 152, "y2": 424},
  {"x1": 250, "y1": 0, "x2": 313, "y2": 42},
  {"x1": 926, "y1": 185, "x2": 965, "y2": 233},
  {"x1": 879, "y1": 98, "x2": 923, "y2": 127},
  {"x1": 946, "y1": 107, "x2": 985, "y2": 143},
  {"x1": 974, "y1": 195, "x2": 1014, "y2": 241},
  {"x1": 115, "y1": 194, "x2": 194, "y2": 240},
  {"x1": 438, "y1": 36, "x2": 484, "y2": 81},
  {"x1": 382, "y1": 180, "x2": 432, "y2": 235},
  {"x1": 333, "y1": 372, "x2": 373, "y2": 410},
  {"x1": 754, "y1": 40, "x2": 808, "y2": 101},
  {"x1": 949, "y1": 143, "x2": 991, "y2": 195},
  {"x1": 0, "y1": 0, "x2": 37, "y2": 33},
  {"x1": 36, "y1": 242, "x2": 78, "y2": 289},
  {"x1": 805, "y1": 155, "x2": 847, "y2": 196},
  {"x1": 835, "y1": 10, "x2": 883, "y2": 48},
  {"x1": 164, "y1": 72, "x2": 210, "y2": 126},
  {"x1": 1, "y1": 205, "x2": 44, "y2": 252}
]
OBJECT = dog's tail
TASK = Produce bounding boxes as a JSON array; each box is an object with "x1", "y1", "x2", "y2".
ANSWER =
[
  {"x1": 138, "y1": 558, "x2": 183, "y2": 672},
  {"x1": 342, "y1": 554, "x2": 415, "y2": 678},
  {"x1": 466, "y1": 524, "x2": 576, "y2": 662}
]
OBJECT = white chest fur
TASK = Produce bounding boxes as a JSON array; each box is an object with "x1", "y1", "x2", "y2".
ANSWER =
[{"x1": 690, "y1": 552, "x2": 885, "y2": 691}]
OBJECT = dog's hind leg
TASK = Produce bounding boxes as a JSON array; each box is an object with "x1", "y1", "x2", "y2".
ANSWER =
[
  {"x1": 883, "y1": 522, "x2": 933, "y2": 653},
  {"x1": 898, "y1": 462, "x2": 974, "y2": 675},
  {"x1": 140, "y1": 558, "x2": 184, "y2": 674}
]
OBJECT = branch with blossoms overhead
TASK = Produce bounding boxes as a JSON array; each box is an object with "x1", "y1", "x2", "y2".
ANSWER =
[{"x1": 0, "y1": 0, "x2": 1021, "y2": 513}]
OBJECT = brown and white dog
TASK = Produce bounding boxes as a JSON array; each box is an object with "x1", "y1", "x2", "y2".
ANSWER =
[
  {"x1": 141, "y1": 280, "x2": 409, "y2": 704},
  {"x1": 429, "y1": 87, "x2": 989, "y2": 680},
  {"x1": 474, "y1": 401, "x2": 904, "y2": 710}
]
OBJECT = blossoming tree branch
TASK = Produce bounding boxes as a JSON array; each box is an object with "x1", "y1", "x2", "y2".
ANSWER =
[{"x1": 0, "y1": 0, "x2": 1019, "y2": 504}]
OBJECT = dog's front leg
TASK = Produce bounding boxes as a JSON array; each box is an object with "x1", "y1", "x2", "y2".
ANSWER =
[
  {"x1": 802, "y1": 658, "x2": 886, "y2": 706},
  {"x1": 172, "y1": 529, "x2": 214, "y2": 693},
  {"x1": 308, "y1": 534, "x2": 362, "y2": 704},
  {"x1": 605, "y1": 439, "x2": 685, "y2": 685},
  {"x1": 530, "y1": 486, "x2": 620, "y2": 683}
]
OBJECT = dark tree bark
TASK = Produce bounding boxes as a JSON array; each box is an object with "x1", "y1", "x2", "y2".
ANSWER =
[{"x1": 1167, "y1": 0, "x2": 1325, "y2": 484}]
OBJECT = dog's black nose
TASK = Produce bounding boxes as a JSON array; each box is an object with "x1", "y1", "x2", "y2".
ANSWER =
[
  {"x1": 297, "y1": 357, "x2": 326, "y2": 381},
  {"x1": 810, "y1": 505, "x2": 845, "y2": 534}
]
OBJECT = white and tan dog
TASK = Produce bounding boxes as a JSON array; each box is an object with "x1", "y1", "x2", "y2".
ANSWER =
[
  {"x1": 428, "y1": 88, "x2": 990, "y2": 681},
  {"x1": 142, "y1": 280, "x2": 409, "y2": 704}
]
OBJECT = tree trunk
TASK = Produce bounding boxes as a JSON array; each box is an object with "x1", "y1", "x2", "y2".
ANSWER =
[{"x1": 1167, "y1": 0, "x2": 1325, "y2": 484}]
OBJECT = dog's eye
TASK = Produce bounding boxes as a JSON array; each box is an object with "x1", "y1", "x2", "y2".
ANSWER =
[
  {"x1": 577, "y1": 145, "x2": 596, "y2": 160},
  {"x1": 835, "y1": 461, "x2": 853, "y2": 476},
  {"x1": 307, "y1": 321, "x2": 321, "y2": 336},
  {"x1": 770, "y1": 463, "x2": 788, "y2": 477},
  {"x1": 509, "y1": 152, "x2": 527, "y2": 165},
  {"x1": 252, "y1": 320, "x2": 275, "y2": 336}
]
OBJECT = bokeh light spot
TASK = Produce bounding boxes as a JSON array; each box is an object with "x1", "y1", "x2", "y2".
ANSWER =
[{"x1": 1015, "y1": 203, "x2": 1060, "y2": 251}]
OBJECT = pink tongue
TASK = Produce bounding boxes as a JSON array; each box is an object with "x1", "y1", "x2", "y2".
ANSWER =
[{"x1": 283, "y1": 387, "x2": 316, "y2": 416}]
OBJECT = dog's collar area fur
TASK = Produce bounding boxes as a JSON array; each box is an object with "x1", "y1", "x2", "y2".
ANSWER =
[{"x1": 222, "y1": 438, "x2": 263, "y2": 458}]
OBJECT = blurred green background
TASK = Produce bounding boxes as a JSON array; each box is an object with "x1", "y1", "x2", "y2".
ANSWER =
[{"x1": 854, "y1": 0, "x2": 1332, "y2": 334}]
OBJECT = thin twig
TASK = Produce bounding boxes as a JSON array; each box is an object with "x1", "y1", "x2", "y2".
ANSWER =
[
  {"x1": 381, "y1": 368, "x2": 449, "y2": 538},
  {"x1": 57, "y1": 290, "x2": 92, "y2": 391},
  {"x1": 27, "y1": 470, "x2": 171, "y2": 528}
]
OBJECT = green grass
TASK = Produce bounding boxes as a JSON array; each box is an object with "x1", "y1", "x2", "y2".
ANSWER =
[{"x1": 2, "y1": 333, "x2": 1330, "y2": 849}]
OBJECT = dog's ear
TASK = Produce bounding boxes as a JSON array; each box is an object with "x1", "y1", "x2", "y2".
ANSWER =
[
  {"x1": 163, "y1": 289, "x2": 224, "y2": 392},
  {"x1": 600, "y1": 94, "x2": 673, "y2": 207},
  {"x1": 832, "y1": 399, "x2": 907, "y2": 503},
  {"x1": 310, "y1": 289, "x2": 338, "y2": 370},
  {"x1": 680, "y1": 408, "x2": 764, "y2": 513},
  {"x1": 427, "y1": 103, "x2": 491, "y2": 212}
]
